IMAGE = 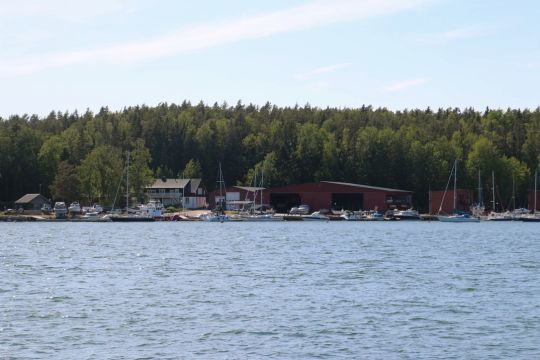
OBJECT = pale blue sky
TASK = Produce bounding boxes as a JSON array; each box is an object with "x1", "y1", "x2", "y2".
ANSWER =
[{"x1": 1, "y1": 0, "x2": 539, "y2": 117}]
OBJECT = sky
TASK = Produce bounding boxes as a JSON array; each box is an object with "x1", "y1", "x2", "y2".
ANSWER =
[{"x1": 1, "y1": 0, "x2": 539, "y2": 117}]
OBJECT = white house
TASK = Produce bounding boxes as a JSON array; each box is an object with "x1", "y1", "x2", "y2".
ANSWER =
[{"x1": 145, "y1": 178, "x2": 206, "y2": 209}]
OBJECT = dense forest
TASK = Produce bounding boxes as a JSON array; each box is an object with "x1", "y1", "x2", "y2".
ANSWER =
[{"x1": 1, "y1": 101, "x2": 539, "y2": 211}]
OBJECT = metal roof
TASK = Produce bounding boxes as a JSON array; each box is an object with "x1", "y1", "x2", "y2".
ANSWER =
[
  {"x1": 15, "y1": 193, "x2": 49, "y2": 204},
  {"x1": 233, "y1": 186, "x2": 266, "y2": 192},
  {"x1": 147, "y1": 178, "x2": 190, "y2": 189},
  {"x1": 146, "y1": 178, "x2": 204, "y2": 190},
  {"x1": 321, "y1": 181, "x2": 412, "y2": 193}
]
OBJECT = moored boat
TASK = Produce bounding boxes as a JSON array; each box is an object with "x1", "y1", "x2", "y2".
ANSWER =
[
  {"x1": 53, "y1": 202, "x2": 67, "y2": 219},
  {"x1": 391, "y1": 208, "x2": 421, "y2": 220},
  {"x1": 436, "y1": 159, "x2": 480, "y2": 223}
]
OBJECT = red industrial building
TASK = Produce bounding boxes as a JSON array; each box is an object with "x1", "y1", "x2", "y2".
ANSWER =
[
  {"x1": 268, "y1": 181, "x2": 413, "y2": 213},
  {"x1": 528, "y1": 189, "x2": 539, "y2": 212},
  {"x1": 429, "y1": 189, "x2": 475, "y2": 214}
]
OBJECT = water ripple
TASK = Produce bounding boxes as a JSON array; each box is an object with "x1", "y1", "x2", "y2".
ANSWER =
[{"x1": 0, "y1": 221, "x2": 539, "y2": 359}]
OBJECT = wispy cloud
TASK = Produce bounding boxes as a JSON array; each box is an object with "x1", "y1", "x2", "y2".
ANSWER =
[
  {"x1": 384, "y1": 77, "x2": 430, "y2": 92},
  {"x1": 417, "y1": 24, "x2": 493, "y2": 44},
  {"x1": 0, "y1": 0, "x2": 425, "y2": 78},
  {"x1": 294, "y1": 63, "x2": 352, "y2": 80},
  {"x1": 0, "y1": 0, "x2": 133, "y2": 22}
]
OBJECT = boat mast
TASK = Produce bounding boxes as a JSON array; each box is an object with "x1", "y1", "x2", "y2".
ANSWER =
[
  {"x1": 535, "y1": 169, "x2": 538, "y2": 214},
  {"x1": 260, "y1": 169, "x2": 264, "y2": 212},
  {"x1": 478, "y1": 170, "x2": 482, "y2": 207},
  {"x1": 453, "y1": 159, "x2": 457, "y2": 212},
  {"x1": 218, "y1": 161, "x2": 224, "y2": 209},
  {"x1": 492, "y1": 170, "x2": 495, "y2": 212},
  {"x1": 253, "y1": 168, "x2": 257, "y2": 210},
  {"x1": 511, "y1": 173, "x2": 515, "y2": 212},
  {"x1": 126, "y1": 151, "x2": 130, "y2": 211}
]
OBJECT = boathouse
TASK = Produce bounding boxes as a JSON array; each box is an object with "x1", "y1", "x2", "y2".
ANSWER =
[
  {"x1": 268, "y1": 181, "x2": 413, "y2": 213},
  {"x1": 14, "y1": 193, "x2": 50, "y2": 212},
  {"x1": 145, "y1": 178, "x2": 206, "y2": 209}
]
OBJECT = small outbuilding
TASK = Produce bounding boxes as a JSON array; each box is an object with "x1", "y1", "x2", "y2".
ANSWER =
[
  {"x1": 14, "y1": 194, "x2": 50, "y2": 212},
  {"x1": 268, "y1": 181, "x2": 413, "y2": 213}
]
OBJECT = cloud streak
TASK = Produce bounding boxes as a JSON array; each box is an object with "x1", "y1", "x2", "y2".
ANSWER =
[
  {"x1": 0, "y1": 0, "x2": 425, "y2": 77},
  {"x1": 294, "y1": 63, "x2": 352, "y2": 80},
  {"x1": 417, "y1": 24, "x2": 493, "y2": 44},
  {"x1": 384, "y1": 77, "x2": 430, "y2": 92}
]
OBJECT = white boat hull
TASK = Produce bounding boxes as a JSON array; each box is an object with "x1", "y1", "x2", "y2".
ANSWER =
[{"x1": 437, "y1": 215, "x2": 479, "y2": 223}]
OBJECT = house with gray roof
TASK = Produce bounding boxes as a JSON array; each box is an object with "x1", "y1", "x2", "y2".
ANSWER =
[
  {"x1": 14, "y1": 194, "x2": 51, "y2": 212},
  {"x1": 145, "y1": 178, "x2": 206, "y2": 208}
]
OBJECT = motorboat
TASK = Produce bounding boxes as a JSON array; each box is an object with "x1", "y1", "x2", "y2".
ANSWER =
[
  {"x1": 138, "y1": 200, "x2": 164, "y2": 218},
  {"x1": 365, "y1": 210, "x2": 384, "y2": 221},
  {"x1": 76, "y1": 211, "x2": 111, "y2": 222},
  {"x1": 53, "y1": 202, "x2": 67, "y2": 219},
  {"x1": 289, "y1": 205, "x2": 310, "y2": 215},
  {"x1": 201, "y1": 212, "x2": 230, "y2": 222},
  {"x1": 83, "y1": 204, "x2": 103, "y2": 214},
  {"x1": 302, "y1": 211, "x2": 329, "y2": 221},
  {"x1": 68, "y1": 202, "x2": 82, "y2": 214},
  {"x1": 41, "y1": 204, "x2": 52, "y2": 215},
  {"x1": 486, "y1": 211, "x2": 514, "y2": 221},
  {"x1": 340, "y1": 210, "x2": 364, "y2": 221},
  {"x1": 392, "y1": 208, "x2": 420, "y2": 220}
]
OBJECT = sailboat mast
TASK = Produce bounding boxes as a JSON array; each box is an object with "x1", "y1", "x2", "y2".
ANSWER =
[
  {"x1": 253, "y1": 168, "x2": 257, "y2": 210},
  {"x1": 218, "y1": 162, "x2": 223, "y2": 208},
  {"x1": 453, "y1": 159, "x2": 457, "y2": 212},
  {"x1": 478, "y1": 170, "x2": 482, "y2": 207},
  {"x1": 260, "y1": 169, "x2": 264, "y2": 211},
  {"x1": 512, "y1": 173, "x2": 515, "y2": 211},
  {"x1": 126, "y1": 151, "x2": 130, "y2": 210},
  {"x1": 492, "y1": 170, "x2": 495, "y2": 212},
  {"x1": 535, "y1": 169, "x2": 538, "y2": 214}
]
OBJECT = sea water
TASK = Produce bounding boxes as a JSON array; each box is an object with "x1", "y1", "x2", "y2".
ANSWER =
[{"x1": 1, "y1": 221, "x2": 539, "y2": 359}]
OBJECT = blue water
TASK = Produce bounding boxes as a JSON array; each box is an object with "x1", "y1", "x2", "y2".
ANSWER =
[{"x1": 1, "y1": 221, "x2": 539, "y2": 359}]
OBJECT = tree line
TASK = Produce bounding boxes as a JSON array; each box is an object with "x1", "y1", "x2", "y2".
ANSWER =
[{"x1": 1, "y1": 101, "x2": 539, "y2": 211}]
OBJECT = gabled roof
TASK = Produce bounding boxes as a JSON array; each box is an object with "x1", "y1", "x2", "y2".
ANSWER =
[
  {"x1": 190, "y1": 178, "x2": 203, "y2": 190},
  {"x1": 15, "y1": 193, "x2": 49, "y2": 204},
  {"x1": 147, "y1": 178, "x2": 190, "y2": 189},
  {"x1": 321, "y1": 181, "x2": 412, "y2": 193},
  {"x1": 146, "y1": 178, "x2": 204, "y2": 190}
]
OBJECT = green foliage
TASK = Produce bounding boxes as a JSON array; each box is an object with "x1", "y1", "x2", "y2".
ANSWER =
[
  {"x1": 128, "y1": 139, "x2": 154, "y2": 203},
  {"x1": 49, "y1": 161, "x2": 81, "y2": 203},
  {"x1": 180, "y1": 158, "x2": 202, "y2": 179},
  {"x1": 78, "y1": 145, "x2": 123, "y2": 205},
  {"x1": 1, "y1": 103, "x2": 539, "y2": 211}
]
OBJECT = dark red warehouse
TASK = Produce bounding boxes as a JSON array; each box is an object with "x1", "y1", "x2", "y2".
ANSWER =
[{"x1": 268, "y1": 181, "x2": 413, "y2": 213}]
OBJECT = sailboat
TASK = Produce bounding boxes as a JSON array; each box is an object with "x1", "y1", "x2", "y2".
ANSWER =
[
  {"x1": 202, "y1": 162, "x2": 230, "y2": 222},
  {"x1": 521, "y1": 169, "x2": 540, "y2": 222},
  {"x1": 110, "y1": 151, "x2": 154, "y2": 222},
  {"x1": 436, "y1": 159, "x2": 480, "y2": 222},
  {"x1": 470, "y1": 170, "x2": 485, "y2": 218},
  {"x1": 486, "y1": 171, "x2": 513, "y2": 221},
  {"x1": 240, "y1": 168, "x2": 280, "y2": 221}
]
